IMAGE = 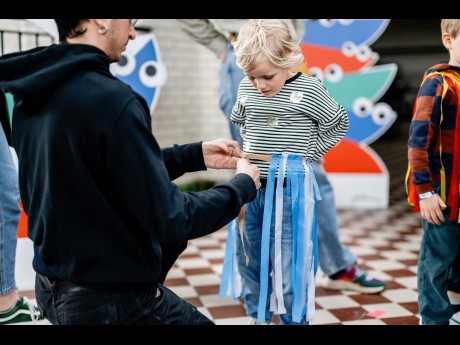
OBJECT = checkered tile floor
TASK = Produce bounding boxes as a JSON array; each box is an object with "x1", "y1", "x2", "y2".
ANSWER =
[
  {"x1": 164, "y1": 136, "x2": 423, "y2": 325},
  {"x1": 18, "y1": 137, "x2": 423, "y2": 325},
  {"x1": 165, "y1": 206, "x2": 421, "y2": 325}
]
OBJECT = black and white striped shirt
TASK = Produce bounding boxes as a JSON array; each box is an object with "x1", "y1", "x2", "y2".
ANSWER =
[{"x1": 231, "y1": 72, "x2": 349, "y2": 178}]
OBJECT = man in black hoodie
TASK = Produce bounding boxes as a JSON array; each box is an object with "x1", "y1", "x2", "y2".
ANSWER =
[{"x1": 0, "y1": 19, "x2": 260, "y2": 325}]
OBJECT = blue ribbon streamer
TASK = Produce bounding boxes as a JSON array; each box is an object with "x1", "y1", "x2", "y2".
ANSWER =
[
  {"x1": 219, "y1": 156, "x2": 322, "y2": 323},
  {"x1": 219, "y1": 218, "x2": 239, "y2": 300},
  {"x1": 257, "y1": 154, "x2": 280, "y2": 322},
  {"x1": 306, "y1": 161, "x2": 320, "y2": 275},
  {"x1": 289, "y1": 156, "x2": 307, "y2": 322}
]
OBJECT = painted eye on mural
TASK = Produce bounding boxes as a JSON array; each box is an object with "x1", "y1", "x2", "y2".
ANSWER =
[
  {"x1": 319, "y1": 19, "x2": 336, "y2": 28},
  {"x1": 352, "y1": 97, "x2": 373, "y2": 118},
  {"x1": 110, "y1": 50, "x2": 136, "y2": 77},
  {"x1": 324, "y1": 64, "x2": 343, "y2": 83},
  {"x1": 341, "y1": 41, "x2": 356, "y2": 57},
  {"x1": 337, "y1": 19, "x2": 354, "y2": 26},
  {"x1": 138, "y1": 60, "x2": 167, "y2": 88},
  {"x1": 356, "y1": 44, "x2": 372, "y2": 62},
  {"x1": 308, "y1": 67, "x2": 324, "y2": 82},
  {"x1": 371, "y1": 102, "x2": 396, "y2": 125}
]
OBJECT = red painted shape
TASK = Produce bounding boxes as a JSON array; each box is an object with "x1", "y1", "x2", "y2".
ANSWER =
[
  {"x1": 17, "y1": 200, "x2": 28, "y2": 238},
  {"x1": 323, "y1": 138, "x2": 383, "y2": 173}
]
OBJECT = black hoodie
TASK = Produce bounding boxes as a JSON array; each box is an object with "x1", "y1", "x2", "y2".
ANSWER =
[{"x1": 0, "y1": 43, "x2": 256, "y2": 290}]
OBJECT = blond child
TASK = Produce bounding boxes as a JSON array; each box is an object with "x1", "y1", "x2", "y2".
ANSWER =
[{"x1": 227, "y1": 19, "x2": 349, "y2": 325}]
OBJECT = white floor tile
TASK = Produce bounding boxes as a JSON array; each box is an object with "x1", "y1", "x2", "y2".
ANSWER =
[
  {"x1": 215, "y1": 316, "x2": 252, "y2": 325},
  {"x1": 310, "y1": 309, "x2": 341, "y2": 325},
  {"x1": 345, "y1": 246, "x2": 377, "y2": 255},
  {"x1": 187, "y1": 273, "x2": 222, "y2": 286},
  {"x1": 362, "y1": 303, "x2": 413, "y2": 318},
  {"x1": 175, "y1": 258, "x2": 211, "y2": 269},
  {"x1": 364, "y1": 259, "x2": 406, "y2": 270},
  {"x1": 395, "y1": 276, "x2": 418, "y2": 290},
  {"x1": 168, "y1": 286, "x2": 197, "y2": 298},
  {"x1": 200, "y1": 249, "x2": 226, "y2": 259},
  {"x1": 192, "y1": 238, "x2": 222, "y2": 247},
  {"x1": 392, "y1": 242, "x2": 421, "y2": 251},
  {"x1": 342, "y1": 318, "x2": 387, "y2": 325},
  {"x1": 165, "y1": 267, "x2": 185, "y2": 278},
  {"x1": 197, "y1": 307, "x2": 213, "y2": 320},
  {"x1": 199, "y1": 294, "x2": 240, "y2": 307},
  {"x1": 382, "y1": 288, "x2": 418, "y2": 303},
  {"x1": 356, "y1": 238, "x2": 390, "y2": 247},
  {"x1": 210, "y1": 264, "x2": 224, "y2": 275},
  {"x1": 315, "y1": 295, "x2": 360, "y2": 309},
  {"x1": 379, "y1": 250, "x2": 418, "y2": 260},
  {"x1": 182, "y1": 246, "x2": 199, "y2": 254}
]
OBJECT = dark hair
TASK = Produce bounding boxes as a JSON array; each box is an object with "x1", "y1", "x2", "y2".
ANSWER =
[{"x1": 54, "y1": 19, "x2": 87, "y2": 43}]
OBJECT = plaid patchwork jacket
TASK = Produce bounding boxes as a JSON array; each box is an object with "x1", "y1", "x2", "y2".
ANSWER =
[{"x1": 406, "y1": 63, "x2": 460, "y2": 221}]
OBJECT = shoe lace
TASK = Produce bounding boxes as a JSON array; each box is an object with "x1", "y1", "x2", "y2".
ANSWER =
[
  {"x1": 354, "y1": 266, "x2": 379, "y2": 282},
  {"x1": 354, "y1": 267, "x2": 365, "y2": 279},
  {"x1": 21, "y1": 296, "x2": 40, "y2": 324}
]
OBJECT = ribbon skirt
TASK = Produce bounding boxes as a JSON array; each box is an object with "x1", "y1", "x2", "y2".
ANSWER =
[{"x1": 219, "y1": 154, "x2": 321, "y2": 323}]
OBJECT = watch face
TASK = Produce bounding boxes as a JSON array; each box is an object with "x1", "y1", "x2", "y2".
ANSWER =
[{"x1": 419, "y1": 191, "x2": 435, "y2": 200}]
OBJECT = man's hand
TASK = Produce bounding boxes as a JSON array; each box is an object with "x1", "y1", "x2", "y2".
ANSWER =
[
  {"x1": 202, "y1": 138, "x2": 245, "y2": 169},
  {"x1": 236, "y1": 158, "x2": 261, "y2": 189},
  {"x1": 420, "y1": 193, "x2": 447, "y2": 225}
]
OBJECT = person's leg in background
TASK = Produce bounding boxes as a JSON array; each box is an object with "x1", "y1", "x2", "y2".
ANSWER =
[
  {"x1": 220, "y1": 41, "x2": 246, "y2": 225},
  {"x1": 219, "y1": 42, "x2": 244, "y2": 149},
  {"x1": 0, "y1": 124, "x2": 42, "y2": 324},
  {"x1": 311, "y1": 160, "x2": 386, "y2": 294}
]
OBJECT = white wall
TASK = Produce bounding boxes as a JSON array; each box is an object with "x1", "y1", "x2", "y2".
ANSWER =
[{"x1": 140, "y1": 19, "x2": 235, "y2": 185}]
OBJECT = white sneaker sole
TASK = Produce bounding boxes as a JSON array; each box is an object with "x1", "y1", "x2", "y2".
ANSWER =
[
  {"x1": 321, "y1": 277, "x2": 385, "y2": 294},
  {"x1": 449, "y1": 318, "x2": 460, "y2": 325}
]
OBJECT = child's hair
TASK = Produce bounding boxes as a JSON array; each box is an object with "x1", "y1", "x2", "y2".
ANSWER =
[
  {"x1": 441, "y1": 19, "x2": 460, "y2": 40},
  {"x1": 233, "y1": 19, "x2": 304, "y2": 72}
]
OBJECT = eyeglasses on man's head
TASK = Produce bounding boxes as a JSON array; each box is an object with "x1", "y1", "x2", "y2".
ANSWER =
[{"x1": 129, "y1": 19, "x2": 138, "y2": 27}]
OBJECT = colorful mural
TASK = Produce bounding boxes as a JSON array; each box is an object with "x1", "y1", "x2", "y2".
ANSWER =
[
  {"x1": 110, "y1": 33, "x2": 167, "y2": 113},
  {"x1": 301, "y1": 19, "x2": 396, "y2": 208},
  {"x1": 25, "y1": 20, "x2": 168, "y2": 114}
]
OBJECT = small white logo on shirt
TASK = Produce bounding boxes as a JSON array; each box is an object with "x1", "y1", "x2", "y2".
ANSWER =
[
  {"x1": 290, "y1": 91, "x2": 303, "y2": 103},
  {"x1": 267, "y1": 117, "x2": 278, "y2": 127}
]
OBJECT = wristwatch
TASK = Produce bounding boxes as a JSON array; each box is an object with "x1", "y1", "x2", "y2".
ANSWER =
[{"x1": 418, "y1": 191, "x2": 436, "y2": 200}]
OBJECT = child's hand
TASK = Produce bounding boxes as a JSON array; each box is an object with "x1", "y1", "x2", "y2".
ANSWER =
[{"x1": 419, "y1": 194, "x2": 447, "y2": 225}]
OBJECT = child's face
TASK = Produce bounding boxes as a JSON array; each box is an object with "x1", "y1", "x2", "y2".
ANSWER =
[{"x1": 245, "y1": 60, "x2": 291, "y2": 98}]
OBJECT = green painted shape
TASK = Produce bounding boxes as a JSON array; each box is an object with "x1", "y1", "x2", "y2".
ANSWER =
[
  {"x1": 6, "y1": 92, "x2": 14, "y2": 122},
  {"x1": 323, "y1": 63, "x2": 398, "y2": 109}
]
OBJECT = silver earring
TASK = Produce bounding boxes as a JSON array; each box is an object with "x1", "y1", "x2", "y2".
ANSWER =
[{"x1": 97, "y1": 24, "x2": 108, "y2": 35}]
